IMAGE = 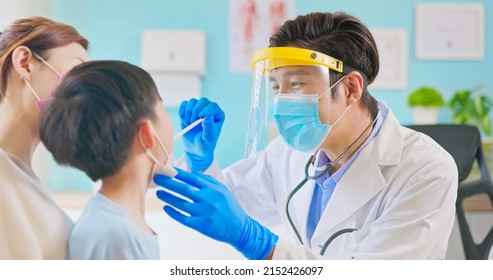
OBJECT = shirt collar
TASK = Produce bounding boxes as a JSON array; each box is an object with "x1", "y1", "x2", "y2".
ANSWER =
[{"x1": 314, "y1": 101, "x2": 389, "y2": 186}]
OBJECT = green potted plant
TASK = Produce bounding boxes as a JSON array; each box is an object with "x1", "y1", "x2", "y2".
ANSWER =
[
  {"x1": 408, "y1": 87, "x2": 445, "y2": 124},
  {"x1": 449, "y1": 85, "x2": 492, "y2": 137},
  {"x1": 449, "y1": 85, "x2": 493, "y2": 167}
]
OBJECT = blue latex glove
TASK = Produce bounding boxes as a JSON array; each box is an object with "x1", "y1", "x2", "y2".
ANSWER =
[
  {"x1": 154, "y1": 168, "x2": 278, "y2": 260},
  {"x1": 179, "y1": 98, "x2": 225, "y2": 171}
]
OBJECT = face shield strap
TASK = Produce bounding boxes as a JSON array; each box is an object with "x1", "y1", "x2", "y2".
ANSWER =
[{"x1": 342, "y1": 64, "x2": 368, "y2": 87}]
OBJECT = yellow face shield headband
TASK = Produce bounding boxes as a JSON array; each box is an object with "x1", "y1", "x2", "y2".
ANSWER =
[{"x1": 250, "y1": 47, "x2": 368, "y2": 86}]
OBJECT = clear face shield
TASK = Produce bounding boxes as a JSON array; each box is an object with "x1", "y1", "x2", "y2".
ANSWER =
[{"x1": 245, "y1": 47, "x2": 347, "y2": 158}]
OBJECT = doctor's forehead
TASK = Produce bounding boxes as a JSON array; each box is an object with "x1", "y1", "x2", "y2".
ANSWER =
[{"x1": 268, "y1": 66, "x2": 320, "y2": 82}]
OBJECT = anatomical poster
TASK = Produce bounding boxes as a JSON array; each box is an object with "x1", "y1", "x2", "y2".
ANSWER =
[{"x1": 229, "y1": 0, "x2": 295, "y2": 73}]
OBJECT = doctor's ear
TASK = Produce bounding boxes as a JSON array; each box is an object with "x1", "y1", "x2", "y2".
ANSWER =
[
  {"x1": 344, "y1": 71, "x2": 364, "y2": 104},
  {"x1": 11, "y1": 46, "x2": 34, "y2": 80},
  {"x1": 137, "y1": 120, "x2": 156, "y2": 151}
]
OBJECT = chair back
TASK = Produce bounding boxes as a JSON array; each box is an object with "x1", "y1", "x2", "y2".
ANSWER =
[
  {"x1": 407, "y1": 124, "x2": 481, "y2": 182},
  {"x1": 407, "y1": 124, "x2": 493, "y2": 259}
]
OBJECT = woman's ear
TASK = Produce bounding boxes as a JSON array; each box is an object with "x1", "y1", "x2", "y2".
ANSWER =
[
  {"x1": 345, "y1": 71, "x2": 364, "y2": 104},
  {"x1": 11, "y1": 46, "x2": 33, "y2": 81},
  {"x1": 137, "y1": 120, "x2": 156, "y2": 151}
]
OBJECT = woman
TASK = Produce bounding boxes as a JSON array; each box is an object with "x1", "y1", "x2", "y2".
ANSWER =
[{"x1": 0, "y1": 16, "x2": 89, "y2": 259}]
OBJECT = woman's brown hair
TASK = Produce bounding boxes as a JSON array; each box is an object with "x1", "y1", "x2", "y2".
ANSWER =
[{"x1": 0, "y1": 16, "x2": 89, "y2": 102}]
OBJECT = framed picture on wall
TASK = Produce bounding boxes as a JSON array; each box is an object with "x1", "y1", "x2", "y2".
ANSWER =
[
  {"x1": 229, "y1": 0, "x2": 295, "y2": 73},
  {"x1": 415, "y1": 3, "x2": 484, "y2": 60},
  {"x1": 369, "y1": 29, "x2": 408, "y2": 90}
]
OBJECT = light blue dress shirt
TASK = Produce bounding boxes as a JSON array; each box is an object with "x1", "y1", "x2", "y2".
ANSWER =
[
  {"x1": 69, "y1": 192, "x2": 160, "y2": 260},
  {"x1": 306, "y1": 102, "x2": 389, "y2": 240}
]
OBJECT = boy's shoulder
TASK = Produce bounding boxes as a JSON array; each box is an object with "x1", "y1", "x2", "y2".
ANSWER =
[{"x1": 71, "y1": 193, "x2": 132, "y2": 238}]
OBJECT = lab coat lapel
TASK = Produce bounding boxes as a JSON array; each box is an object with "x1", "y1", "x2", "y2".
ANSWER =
[
  {"x1": 317, "y1": 145, "x2": 385, "y2": 234},
  {"x1": 312, "y1": 109, "x2": 404, "y2": 239}
]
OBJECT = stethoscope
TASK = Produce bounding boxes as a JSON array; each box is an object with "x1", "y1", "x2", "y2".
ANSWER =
[{"x1": 285, "y1": 114, "x2": 379, "y2": 256}]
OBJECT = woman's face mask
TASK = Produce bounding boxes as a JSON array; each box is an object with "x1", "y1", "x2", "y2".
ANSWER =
[
  {"x1": 273, "y1": 76, "x2": 348, "y2": 153},
  {"x1": 21, "y1": 53, "x2": 64, "y2": 112}
]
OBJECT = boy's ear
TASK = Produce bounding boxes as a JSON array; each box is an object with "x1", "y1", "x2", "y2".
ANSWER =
[
  {"x1": 137, "y1": 120, "x2": 156, "y2": 151},
  {"x1": 12, "y1": 46, "x2": 34, "y2": 80}
]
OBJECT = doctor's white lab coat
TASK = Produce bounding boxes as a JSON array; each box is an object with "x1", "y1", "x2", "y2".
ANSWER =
[{"x1": 210, "y1": 105, "x2": 458, "y2": 259}]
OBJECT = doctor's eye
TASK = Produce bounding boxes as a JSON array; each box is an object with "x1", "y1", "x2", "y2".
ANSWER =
[
  {"x1": 290, "y1": 82, "x2": 307, "y2": 90},
  {"x1": 270, "y1": 83, "x2": 280, "y2": 93}
]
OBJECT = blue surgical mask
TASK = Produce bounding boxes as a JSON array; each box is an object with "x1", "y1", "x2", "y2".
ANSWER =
[{"x1": 273, "y1": 82, "x2": 349, "y2": 153}]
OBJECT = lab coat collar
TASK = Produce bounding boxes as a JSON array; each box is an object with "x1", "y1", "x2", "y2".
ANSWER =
[{"x1": 312, "y1": 103, "x2": 404, "y2": 240}]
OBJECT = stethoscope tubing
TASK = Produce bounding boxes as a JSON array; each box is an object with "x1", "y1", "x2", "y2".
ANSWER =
[
  {"x1": 285, "y1": 154, "x2": 331, "y2": 245},
  {"x1": 284, "y1": 114, "x2": 379, "y2": 255}
]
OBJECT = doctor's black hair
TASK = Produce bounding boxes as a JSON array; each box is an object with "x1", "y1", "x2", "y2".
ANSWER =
[
  {"x1": 39, "y1": 60, "x2": 161, "y2": 181},
  {"x1": 269, "y1": 11, "x2": 379, "y2": 119}
]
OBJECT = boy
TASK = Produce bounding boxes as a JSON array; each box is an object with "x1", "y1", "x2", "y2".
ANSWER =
[{"x1": 40, "y1": 60, "x2": 174, "y2": 259}]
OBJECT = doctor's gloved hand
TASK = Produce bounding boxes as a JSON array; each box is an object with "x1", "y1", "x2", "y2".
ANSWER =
[
  {"x1": 179, "y1": 98, "x2": 225, "y2": 171},
  {"x1": 154, "y1": 168, "x2": 278, "y2": 260}
]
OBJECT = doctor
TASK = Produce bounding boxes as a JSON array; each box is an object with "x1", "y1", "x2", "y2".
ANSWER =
[{"x1": 154, "y1": 11, "x2": 458, "y2": 259}]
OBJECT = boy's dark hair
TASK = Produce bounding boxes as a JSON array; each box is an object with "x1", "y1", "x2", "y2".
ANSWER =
[
  {"x1": 269, "y1": 11, "x2": 379, "y2": 118},
  {"x1": 40, "y1": 60, "x2": 161, "y2": 181}
]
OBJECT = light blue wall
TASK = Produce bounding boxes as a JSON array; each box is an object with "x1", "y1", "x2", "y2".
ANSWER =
[{"x1": 51, "y1": 0, "x2": 492, "y2": 190}]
